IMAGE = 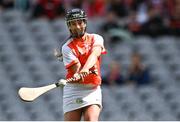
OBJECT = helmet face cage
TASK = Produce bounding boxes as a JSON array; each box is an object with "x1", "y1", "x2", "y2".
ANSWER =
[{"x1": 65, "y1": 9, "x2": 87, "y2": 38}]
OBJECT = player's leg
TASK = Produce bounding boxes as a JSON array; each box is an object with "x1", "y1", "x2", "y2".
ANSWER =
[
  {"x1": 64, "y1": 108, "x2": 83, "y2": 121},
  {"x1": 83, "y1": 104, "x2": 101, "y2": 121}
]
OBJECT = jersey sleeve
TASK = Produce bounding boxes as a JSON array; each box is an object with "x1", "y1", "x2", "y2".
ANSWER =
[
  {"x1": 62, "y1": 45, "x2": 79, "y2": 69},
  {"x1": 93, "y1": 34, "x2": 107, "y2": 54}
]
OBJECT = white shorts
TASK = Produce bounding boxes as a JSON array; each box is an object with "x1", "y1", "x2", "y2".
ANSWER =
[{"x1": 63, "y1": 83, "x2": 102, "y2": 114}]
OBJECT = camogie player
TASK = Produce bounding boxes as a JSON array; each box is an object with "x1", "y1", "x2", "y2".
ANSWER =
[{"x1": 54, "y1": 8, "x2": 106, "y2": 121}]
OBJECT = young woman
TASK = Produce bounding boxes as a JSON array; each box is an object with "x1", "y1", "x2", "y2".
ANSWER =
[{"x1": 54, "y1": 8, "x2": 106, "y2": 121}]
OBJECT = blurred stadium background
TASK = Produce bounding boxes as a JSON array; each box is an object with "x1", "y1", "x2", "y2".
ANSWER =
[{"x1": 0, "y1": 0, "x2": 180, "y2": 121}]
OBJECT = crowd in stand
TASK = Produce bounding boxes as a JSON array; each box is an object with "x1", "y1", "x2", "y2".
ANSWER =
[
  {"x1": 0, "y1": 0, "x2": 178, "y2": 86},
  {"x1": 0, "y1": 0, "x2": 179, "y2": 36},
  {"x1": 103, "y1": 52, "x2": 152, "y2": 87}
]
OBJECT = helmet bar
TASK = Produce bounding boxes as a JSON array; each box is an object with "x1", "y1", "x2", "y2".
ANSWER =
[{"x1": 66, "y1": 18, "x2": 87, "y2": 23}]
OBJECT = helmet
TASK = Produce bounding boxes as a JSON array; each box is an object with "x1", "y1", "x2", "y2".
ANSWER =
[
  {"x1": 65, "y1": 8, "x2": 87, "y2": 38},
  {"x1": 65, "y1": 8, "x2": 87, "y2": 23}
]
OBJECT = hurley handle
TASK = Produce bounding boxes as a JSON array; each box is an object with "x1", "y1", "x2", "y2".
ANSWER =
[{"x1": 55, "y1": 70, "x2": 97, "y2": 87}]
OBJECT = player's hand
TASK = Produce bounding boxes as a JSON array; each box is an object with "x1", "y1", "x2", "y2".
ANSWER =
[
  {"x1": 73, "y1": 69, "x2": 89, "y2": 82},
  {"x1": 79, "y1": 69, "x2": 89, "y2": 81},
  {"x1": 73, "y1": 73, "x2": 81, "y2": 81}
]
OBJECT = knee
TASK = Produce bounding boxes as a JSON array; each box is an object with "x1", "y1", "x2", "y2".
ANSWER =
[
  {"x1": 84, "y1": 114, "x2": 99, "y2": 121},
  {"x1": 83, "y1": 105, "x2": 101, "y2": 121}
]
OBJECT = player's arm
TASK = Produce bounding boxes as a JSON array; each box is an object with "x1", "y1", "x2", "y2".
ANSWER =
[
  {"x1": 68, "y1": 62, "x2": 81, "y2": 74},
  {"x1": 62, "y1": 45, "x2": 83, "y2": 81},
  {"x1": 67, "y1": 45, "x2": 102, "y2": 80},
  {"x1": 80, "y1": 34, "x2": 106, "y2": 77},
  {"x1": 68, "y1": 62, "x2": 84, "y2": 82},
  {"x1": 80, "y1": 46, "x2": 102, "y2": 73}
]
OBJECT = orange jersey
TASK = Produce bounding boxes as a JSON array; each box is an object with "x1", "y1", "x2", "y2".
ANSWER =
[{"x1": 62, "y1": 33, "x2": 106, "y2": 86}]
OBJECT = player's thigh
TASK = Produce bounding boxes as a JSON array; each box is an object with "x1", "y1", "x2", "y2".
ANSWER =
[
  {"x1": 64, "y1": 108, "x2": 83, "y2": 121},
  {"x1": 83, "y1": 104, "x2": 101, "y2": 121}
]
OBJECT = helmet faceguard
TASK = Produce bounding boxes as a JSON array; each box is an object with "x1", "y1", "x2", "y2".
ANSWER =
[{"x1": 65, "y1": 9, "x2": 87, "y2": 38}]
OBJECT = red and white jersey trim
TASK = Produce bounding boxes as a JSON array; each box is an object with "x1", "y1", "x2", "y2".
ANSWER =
[{"x1": 62, "y1": 33, "x2": 106, "y2": 69}]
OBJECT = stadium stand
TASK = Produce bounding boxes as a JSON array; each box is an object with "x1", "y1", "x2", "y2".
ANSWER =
[{"x1": 0, "y1": 9, "x2": 180, "y2": 121}]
